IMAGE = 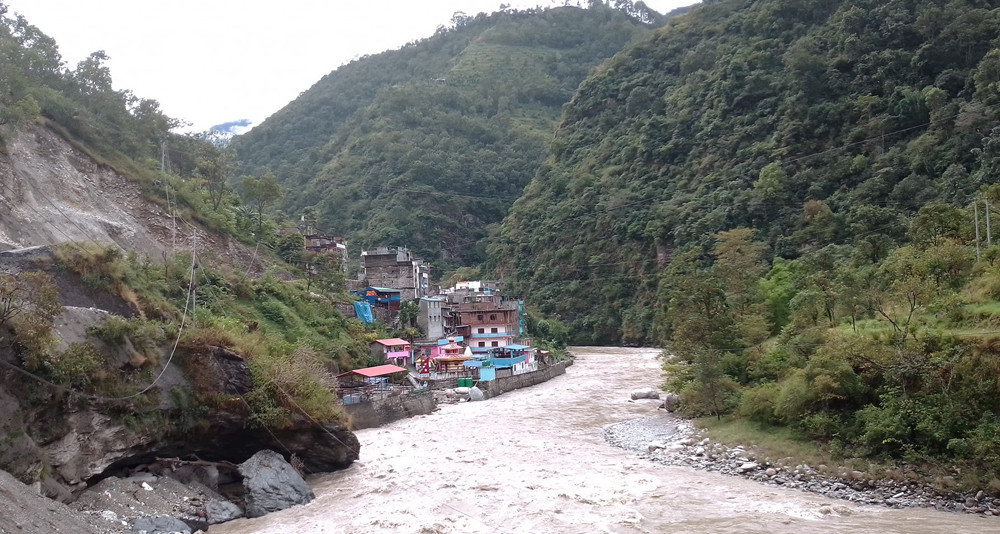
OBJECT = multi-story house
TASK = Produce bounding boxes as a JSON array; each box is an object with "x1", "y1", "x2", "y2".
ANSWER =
[{"x1": 360, "y1": 247, "x2": 430, "y2": 299}]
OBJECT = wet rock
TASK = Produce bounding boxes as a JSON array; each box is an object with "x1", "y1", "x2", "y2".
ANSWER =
[
  {"x1": 630, "y1": 388, "x2": 660, "y2": 400},
  {"x1": 205, "y1": 499, "x2": 242, "y2": 524},
  {"x1": 659, "y1": 393, "x2": 680, "y2": 412},
  {"x1": 239, "y1": 450, "x2": 314, "y2": 518}
]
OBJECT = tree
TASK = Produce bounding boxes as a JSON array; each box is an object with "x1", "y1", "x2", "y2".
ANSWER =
[
  {"x1": 194, "y1": 144, "x2": 233, "y2": 210},
  {"x1": 242, "y1": 171, "x2": 282, "y2": 235},
  {"x1": 399, "y1": 300, "x2": 419, "y2": 329}
]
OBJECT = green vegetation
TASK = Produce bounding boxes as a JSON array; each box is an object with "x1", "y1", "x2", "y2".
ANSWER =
[
  {"x1": 489, "y1": 0, "x2": 1000, "y2": 486},
  {"x1": 493, "y1": 0, "x2": 1000, "y2": 345},
  {"x1": 231, "y1": 3, "x2": 659, "y2": 271},
  {"x1": 49, "y1": 243, "x2": 370, "y2": 429}
]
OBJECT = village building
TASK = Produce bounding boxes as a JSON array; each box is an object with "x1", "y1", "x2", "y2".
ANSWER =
[
  {"x1": 371, "y1": 338, "x2": 412, "y2": 366},
  {"x1": 304, "y1": 233, "x2": 347, "y2": 258},
  {"x1": 455, "y1": 299, "x2": 523, "y2": 355},
  {"x1": 359, "y1": 286, "x2": 402, "y2": 310},
  {"x1": 360, "y1": 247, "x2": 430, "y2": 299},
  {"x1": 417, "y1": 296, "x2": 446, "y2": 340}
]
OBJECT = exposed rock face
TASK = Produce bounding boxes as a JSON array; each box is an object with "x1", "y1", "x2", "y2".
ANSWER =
[
  {"x1": 239, "y1": 450, "x2": 314, "y2": 518},
  {"x1": 45, "y1": 412, "x2": 154, "y2": 488},
  {"x1": 197, "y1": 346, "x2": 253, "y2": 395}
]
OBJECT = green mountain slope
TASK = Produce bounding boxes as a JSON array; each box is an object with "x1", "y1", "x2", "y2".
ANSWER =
[
  {"x1": 492, "y1": 0, "x2": 1000, "y2": 344},
  {"x1": 231, "y1": 5, "x2": 658, "y2": 269}
]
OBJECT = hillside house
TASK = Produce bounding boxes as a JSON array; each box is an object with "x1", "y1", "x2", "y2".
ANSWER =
[
  {"x1": 417, "y1": 296, "x2": 446, "y2": 339},
  {"x1": 372, "y1": 338, "x2": 412, "y2": 366},
  {"x1": 361, "y1": 247, "x2": 430, "y2": 299},
  {"x1": 360, "y1": 286, "x2": 402, "y2": 310}
]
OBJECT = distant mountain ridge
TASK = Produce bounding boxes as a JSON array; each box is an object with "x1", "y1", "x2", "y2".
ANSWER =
[{"x1": 231, "y1": 4, "x2": 662, "y2": 269}]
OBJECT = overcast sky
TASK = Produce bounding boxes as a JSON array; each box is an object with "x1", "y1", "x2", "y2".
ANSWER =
[{"x1": 5, "y1": 0, "x2": 698, "y2": 132}]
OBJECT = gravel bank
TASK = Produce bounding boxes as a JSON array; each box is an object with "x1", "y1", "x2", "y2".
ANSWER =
[{"x1": 604, "y1": 412, "x2": 1000, "y2": 519}]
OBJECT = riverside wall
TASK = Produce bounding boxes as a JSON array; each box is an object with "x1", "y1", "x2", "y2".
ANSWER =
[
  {"x1": 478, "y1": 360, "x2": 568, "y2": 399},
  {"x1": 342, "y1": 360, "x2": 570, "y2": 429},
  {"x1": 343, "y1": 390, "x2": 436, "y2": 430}
]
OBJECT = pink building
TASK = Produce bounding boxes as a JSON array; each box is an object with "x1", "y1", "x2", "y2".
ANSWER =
[{"x1": 372, "y1": 338, "x2": 412, "y2": 366}]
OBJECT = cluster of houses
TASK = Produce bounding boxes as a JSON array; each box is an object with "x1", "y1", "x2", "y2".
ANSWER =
[{"x1": 336, "y1": 247, "x2": 542, "y2": 404}]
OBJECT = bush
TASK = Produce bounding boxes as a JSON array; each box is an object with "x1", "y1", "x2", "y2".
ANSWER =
[{"x1": 738, "y1": 382, "x2": 781, "y2": 424}]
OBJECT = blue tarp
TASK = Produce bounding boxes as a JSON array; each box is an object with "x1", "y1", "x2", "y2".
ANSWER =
[{"x1": 354, "y1": 301, "x2": 374, "y2": 324}]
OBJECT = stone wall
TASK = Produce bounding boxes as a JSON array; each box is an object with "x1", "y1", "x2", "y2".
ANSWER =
[
  {"x1": 477, "y1": 361, "x2": 568, "y2": 399},
  {"x1": 343, "y1": 390, "x2": 436, "y2": 430}
]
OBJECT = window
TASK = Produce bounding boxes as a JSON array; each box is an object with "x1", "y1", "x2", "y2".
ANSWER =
[
  {"x1": 478, "y1": 328, "x2": 485, "y2": 334},
  {"x1": 491, "y1": 328, "x2": 498, "y2": 334},
  {"x1": 491, "y1": 341, "x2": 498, "y2": 347},
  {"x1": 490, "y1": 314, "x2": 496, "y2": 320},
  {"x1": 477, "y1": 314, "x2": 484, "y2": 321},
  {"x1": 478, "y1": 342, "x2": 485, "y2": 347}
]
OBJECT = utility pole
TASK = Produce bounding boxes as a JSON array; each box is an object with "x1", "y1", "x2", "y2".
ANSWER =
[
  {"x1": 160, "y1": 140, "x2": 167, "y2": 173},
  {"x1": 975, "y1": 200, "x2": 982, "y2": 261},
  {"x1": 987, "y1": 197, "x2": 992, "y2": 248}
]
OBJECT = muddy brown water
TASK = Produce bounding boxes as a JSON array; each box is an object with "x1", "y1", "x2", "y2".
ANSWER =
[{"x1": 208, "y1": 347, "x2": 996, "y2": 534}]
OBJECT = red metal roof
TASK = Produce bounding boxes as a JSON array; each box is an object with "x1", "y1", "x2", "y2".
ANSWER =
[
  {"x1": 343, "y1": 364, "x2": 408, "y2": 378},
  {"x1": 375, "y1": 338, "x2": 410, "y2": 346}
]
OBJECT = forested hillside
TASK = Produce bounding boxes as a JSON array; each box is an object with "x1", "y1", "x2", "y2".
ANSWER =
[
  {"x1": 231, "y1": 3, "x2": 660, "y2": 269},
  {"x1": 494, "y1": 0, "x2": 1000, "y2": 483},
  {"x1": 495, "y1": 0, "x2": 1000, "y2": 342}
]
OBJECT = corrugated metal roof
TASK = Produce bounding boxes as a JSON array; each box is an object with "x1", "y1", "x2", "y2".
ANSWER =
[
  {"x1": 342, "y1": 364, "x2": 408, "y2": 378},
  {"x1": 368, "y1": 286, "x2": 401, "y2": 293},
  {"x1": 375, "y1": 338, "x2": 410, "y2": 346}
]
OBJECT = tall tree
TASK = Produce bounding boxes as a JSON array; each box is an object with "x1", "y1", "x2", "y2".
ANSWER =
[{"x1": 242, "y1": 171, "x2": 282, "y2": 236}]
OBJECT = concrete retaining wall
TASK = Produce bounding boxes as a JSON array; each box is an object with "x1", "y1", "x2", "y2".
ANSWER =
[
  {"x1": 343, "y1": 391, "x2": 436, "y2": 430},
  {"x1": 478, "y1": 361, "x2": 568, "y2": 399}
]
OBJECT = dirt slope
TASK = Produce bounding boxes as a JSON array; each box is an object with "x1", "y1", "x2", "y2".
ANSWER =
[{"x1": 0, "y1": 125, "x2": 257, "y2": 272}]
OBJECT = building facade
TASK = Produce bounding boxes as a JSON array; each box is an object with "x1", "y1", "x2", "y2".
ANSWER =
[
  {"x1": 417, "y1": 297, "x2": 445, "y2": 340},
  {"x1": 360, "y1": 247, "x2": 430, "y2": 299}
]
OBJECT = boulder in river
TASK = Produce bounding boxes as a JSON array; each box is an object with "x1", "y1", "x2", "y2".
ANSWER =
[
  {"x1": 659, "y1": 393, "x2": 680, "y2": 412},
  {"x1": 630, "y1": 388, "x2": 661, "y2": 400},
  {"x1": 239, "y1": 450, "x2": 315, "y2": 518}
]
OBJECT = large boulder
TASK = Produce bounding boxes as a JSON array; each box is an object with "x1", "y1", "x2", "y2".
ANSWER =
[
  {"x1": 239, "y1": 450, "x2": 314, "y2": 518},
  {"x1": 660, "y1": 393, "x2": 681, "y2": 412},
  {"x1": 630, "y1": 388, "x2": 661, "y2": 400},
  {"x1": 469, "y1": 386, "x2": 484, "y2": 402}
]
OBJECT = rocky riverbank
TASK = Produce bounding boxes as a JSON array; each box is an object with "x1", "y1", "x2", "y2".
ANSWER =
[{"x1": 604, "y1": 411, "x2": 1000, "y2": 519}]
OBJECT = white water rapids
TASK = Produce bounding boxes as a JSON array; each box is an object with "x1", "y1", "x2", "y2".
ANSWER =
[{"x1": 208, "y1": 347, "x2": 995, "y2": 534}]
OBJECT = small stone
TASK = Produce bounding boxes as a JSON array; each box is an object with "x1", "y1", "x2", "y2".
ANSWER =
[
  {"x1": 141, "y1": 482, "x2": 153, "y2": 491},
  {"x1": 738, "y1": 462, "x2": 759, "y2": 472}
]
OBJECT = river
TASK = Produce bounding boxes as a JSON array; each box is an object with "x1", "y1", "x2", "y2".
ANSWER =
[{"x1": 208, "y1": 347, "x2": 995, "y2": 534}]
